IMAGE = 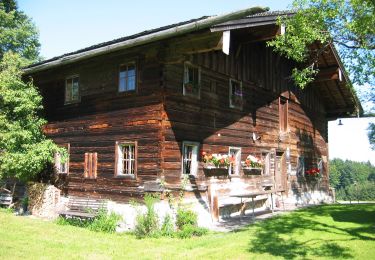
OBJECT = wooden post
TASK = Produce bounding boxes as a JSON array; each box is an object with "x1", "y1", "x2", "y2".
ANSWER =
[{"x1": 213, "y1": 194, "x2": 219, "y2": 222}]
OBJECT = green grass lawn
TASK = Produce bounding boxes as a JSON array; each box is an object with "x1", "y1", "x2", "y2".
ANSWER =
[{"x1": 0, "y1": 204, "x2": 374, "y2": 259}]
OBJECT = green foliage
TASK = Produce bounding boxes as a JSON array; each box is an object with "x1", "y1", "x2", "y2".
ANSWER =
[
  {"x1": 134, "y1": 193, "x2": 160, "y2": 238},
  {"x1": 291, "y1": 66, "x2": 317, "y2": 89},
  {"x1": 176, "y1": 207, "x2": 198, "y2": 230},
  {"x1": 368, "y1": 123, "x2": 375, "y2": 150},
  {"x1": 176, "y1": 224, "x2": 208, "y2": 239},
  {"x1": 56, "y1": 209, "x2": 121, "y2": 233},
  {"x1": 0, "y1": 0, "x2": 40, "y2": 63},
  {"x1": 89, "y1": 209, "x2": 122, "y2": 233},
  {"x1": 0, "y1": 207, "x2": 14, "y2": 214},
  {"x1": 160, "y1": 213, "x2": 174, "y2": 237},
  {"x1": 56, "y1": 216, "x2": 91, "y2": 228},
  {"x1": 0, "y1": 52, "x2": 62, "y2": 181},
  {"x1": 268, "y1": 0, "x2": 375, "y2": 88},
  {"x1": 329, "y1": 158, "x2": 375, "y2": 200}
]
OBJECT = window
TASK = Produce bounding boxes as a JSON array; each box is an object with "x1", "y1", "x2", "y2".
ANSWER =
[
  {"x1": 65, "y1": 76, "x2": 80, "y2": 104},
  {"x1": 183, "y1": 63, "x2": 200, "y2": 98},
  {"x1": 119, "y1": 63, "x2": 136, "y2": 92},
  {"x1": 182, "y1": 141, "x2": 199, "y2": 175},
  {"x1": 84, "y1": 152, "x2": 97, "y2": 179},
  {"x1": 115, "y1": 141, "x2": 137, "y2": 176},
  {"x1": 317, "y1": 158, "x2": 324, "y2": 175},
  {"x1": 297, "y1": 156, "x2": 305, "y2": 177},
  {"x1": 229, "y1": 79, "x2": 243, "y2": 109},
  {"x1": 279, "y1": 97, "x2": 288, "y2": 132},
  {"x1": 54, "y1": 144, "x2": 70, "y2": 174},
  {"x1": 262, "y1": 152, "x2": 271, "y2": 176},
  {"x1": 229, "y1": 147, "x2": 241, "y2": 175}
]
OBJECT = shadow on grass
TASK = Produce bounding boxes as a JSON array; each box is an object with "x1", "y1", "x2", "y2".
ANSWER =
[{"x1": 247, "y1": 205, "x2": 375, "y2": 259}]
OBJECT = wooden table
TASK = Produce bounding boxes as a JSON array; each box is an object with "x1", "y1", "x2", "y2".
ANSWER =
[{"x1": 231, "y1": 189, "x2": 285, "y2": 218}]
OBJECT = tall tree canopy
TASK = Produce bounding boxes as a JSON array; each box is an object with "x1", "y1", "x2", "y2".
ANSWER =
[
  {"x1": 0, "y1": 0, "x2": 40, "y2": 63},
  {"x1": 268, "y1": 0, "x2": 375, "y2": 147},
  {"x1": 0, "y1": 0, "x2": 60, "y2": 181},
  {"x1": 0, "y1": 53, "x2": 59, "y2": 181},
  {"x1": 268, "y1": 0, "x2": 374, "y2": 88}
]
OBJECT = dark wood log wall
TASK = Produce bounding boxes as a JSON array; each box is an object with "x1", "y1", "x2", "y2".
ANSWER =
[
  {"x1": 161, "y1": 40, "x2": 329, "y2": 195},
  {"x1": 32, "y1": 45, "x2": 165, "y2": 202},
  {"x1": 29, "y1": 30, "x2": 330, "y2": 201}
]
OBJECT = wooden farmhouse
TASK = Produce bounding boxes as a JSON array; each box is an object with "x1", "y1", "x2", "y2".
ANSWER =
[{"x1": 24, "y1": 7, "x2": 362, "y2": 220}]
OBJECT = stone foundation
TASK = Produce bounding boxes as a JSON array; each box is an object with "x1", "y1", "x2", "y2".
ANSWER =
[{"x1": 27, "y1": 182, "x2": 66, "y2": 219}]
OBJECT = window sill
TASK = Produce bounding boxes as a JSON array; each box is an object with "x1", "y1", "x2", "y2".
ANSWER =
[
  {"x1": 229, "y1": 105, "x2": 243, "y2": 111},
  {"x1": 117, "y1": 90, "x2": 137, "y2": 96},
  {"x1": 64, "y1": 101, "x2": 80, "y2": 106},
  {"x1": 115, "y1": 174, "x2": 136, "y2": 180}
]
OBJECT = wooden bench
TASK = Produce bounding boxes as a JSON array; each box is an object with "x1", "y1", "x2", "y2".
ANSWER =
[
  {"x1": 59, "y1": 197, "x2": 107, "y2": 219},
  {"x1": 219, "y1": 195, "x2": 268, "y2": 218},
  {"x1": 0, "y1": 189, "x2": 12, "y2": 207},
  {"x1": 231, "y1": 188, "x2": 286, "y2": 217}
]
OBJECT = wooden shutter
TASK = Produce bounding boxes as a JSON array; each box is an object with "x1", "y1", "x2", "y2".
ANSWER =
[
  {"x1": 279, "y1": 98, "x2": 288, "y2": 132},
  {"x1": 84, "y1": 152, "x2": 97, "y2": 179}
]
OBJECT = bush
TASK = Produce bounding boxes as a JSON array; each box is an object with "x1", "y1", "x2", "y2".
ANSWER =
[
  {"x1": 176, "y1": 208, "x2": 197, "y2": 230},
  {"x1": 336, "y1": 182, "x2": 375, "y2": 201},
  {"x1": 134, "y1": 193, "x2": 160, "y2": 238},
  {"x1": 56, "y1": 216, "x2": 91, "y2": 228},
  {"x1": 0, "y1": 207, "x2": 14, "y2": 214},
  {"x1": 177, "y1": 224, "x2": 208, "y2": 239},
  {"x1": 56, "y1": 209, "x2": 121, "y2": 233},
  {"x1": 161, "y1": 213, "x2": 174, "y2": 237},
  {"x1": 89, "y1": 209, "x2": 122, "y2": 233}
]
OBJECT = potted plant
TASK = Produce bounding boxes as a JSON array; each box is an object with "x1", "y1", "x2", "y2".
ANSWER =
[
  {"x1": 231, "y1": 91, "x2": 243, "y2": 108},
  {"x1": 305, "y1": 168, "x2": 321, "y2": 189},
  {"x1": 242, "y1": 155, "x2": 263, "y2": 175},
  {"x1": 202, "y1": 152, "x2": 234, "y2": 176}
]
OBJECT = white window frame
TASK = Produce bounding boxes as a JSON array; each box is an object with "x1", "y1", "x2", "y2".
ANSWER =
[
  {"x1": 183, "y1": 62, "x2": 201, "y2": 98},
  {"x1": 65, "y1": 75, "x2": 80, "y2": 104},
  {"x1": 229, "y1": 147, "x2": 241, "y2": 175},
  {"x1": 262, "y1": 152, "x2": 271, "y2": 176},
  {"x1": 317, "y1": 158, "x2": 323, "y2": 175},
  {"x1": 54, "y1": 144, "x2": 70, "y2": 174},
  {"x1": 297, "y1": 156, "x2": 305, "y2": 177},
  {"x1": 115, "y1": 141, "x2": 137, "y2": 177},
  {"x1": 229, "y1": 78, "x2": 243, "y2": 109},
  {"x1": 181, "y1": 141, "x2": 199, "y2": 176},
  {"x1": 118, "y1": 62, "x2": 137, "y2": 93}
]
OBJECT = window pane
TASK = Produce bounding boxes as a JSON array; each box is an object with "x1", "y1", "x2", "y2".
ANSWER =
[
  {"x1": 119, "y1": 144, "x2": 135, "y2": 175},
  {"x1": 128, "y1": 76, "x2": 136, "y2": 91},
  {"x1": 183, "y1": 145, "x2": 193, "y2": 174},
  {"x1": 65, "y1": 79, "x2": 72, "y2": 102},
  {"x1": 127, "y1": 65, "x2": 135, "y2": 77},
  {"x1": 230, "y1": 80, "x2": 242, "y2": 108},
  {"x1": 119, "y1": 77, "x2": 126, "y2": 92},
  {"x1": 72, "y1": 79, "x2": 79, "y2": 101}
]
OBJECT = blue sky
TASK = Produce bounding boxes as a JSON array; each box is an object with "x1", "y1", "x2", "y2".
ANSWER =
[{"x1": 18, "y1": 0, "x2": 375, "y2": 164}]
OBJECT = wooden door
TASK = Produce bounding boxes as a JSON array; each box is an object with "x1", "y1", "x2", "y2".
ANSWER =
[{"x1": 275, "y1": 152, "x2": 287, "y2": 191}]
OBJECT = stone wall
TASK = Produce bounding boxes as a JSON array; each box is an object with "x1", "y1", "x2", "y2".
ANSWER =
[{"x1": 27, "y1": 182, "x2": 66, "y2": 219}]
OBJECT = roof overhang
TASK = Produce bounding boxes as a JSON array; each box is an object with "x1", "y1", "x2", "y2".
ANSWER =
[
  {"x1": 211, "y1": 11, "x2": 363, "y2": 118},
  {"x1": 24, "y1": 6, "x2": 268, "y2": 74}
]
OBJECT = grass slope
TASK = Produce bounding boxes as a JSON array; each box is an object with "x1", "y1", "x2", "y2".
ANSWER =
[{"x1": 0, "y1": 204, "x2": 374, "y2": 259}]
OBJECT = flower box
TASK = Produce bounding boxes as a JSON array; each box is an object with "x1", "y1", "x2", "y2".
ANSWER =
[
  {"x1": 203, "y1": 166, "x2": 229, "y2": 177},
  {"x1": 243, "y1": 167, "x2": 263, "y2": 175}
]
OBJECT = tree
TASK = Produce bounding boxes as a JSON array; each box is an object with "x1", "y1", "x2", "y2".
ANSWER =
[
  {"x1": 0, "y1": 52, "x2": 61, "y2": 181},
  {"x1": 368, "y1": 122, "x2": 375, "y2": 150},
  {"x1": 0, "y1": 1, "x2": 61, "y2": 182},
  {"x1": 268, "y1": 0, "x2": 374, "y2": 88},
  {"x1": 268, "y1": 0, "x2": 375, "y2": 148},
  {"x1": 0, "y1": 0, "x2": 40, "y2": 63}
]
